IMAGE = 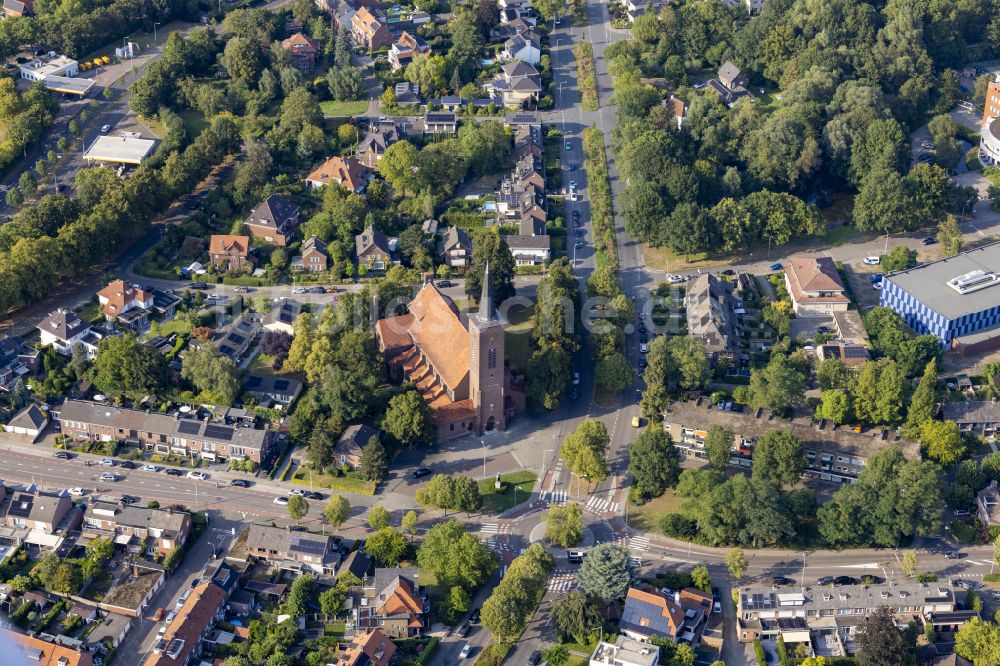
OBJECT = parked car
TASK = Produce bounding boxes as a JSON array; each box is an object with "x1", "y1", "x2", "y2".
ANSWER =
[
  {"x1": 817, "y1": 576, "x2": 834, "y2": 585},
  {"x1": 572, "y1": 371, "x2": 580, "y2": 385},
  {"x1": 189, "y1": 282, "x2": 208, "y2": 290},
  {"x1": 54, "y1": 450, "x2": 71, "y2": 459},
  {"x1": 567, "y1": 550, "x2": 586, "y2": 563},
  {"x1": 639, "y1": 342, "x2": 648, "y2": 353},
  {"x1": 564, "y1": 140, "x2": 572, "y2": 150},
  {"x1": 922, "y1": 236, "x2": 937, "y2": 245},
  {"x1": 412, "y1": 467, "x2": 432, "y2": 479},
  {"x1": 292, "y1": 287, "x2": 306, "y2": 294},
  {"x1": 953, "y1": 508, "x2": 970, "y2": 516},
  {"x1": 304, "y1": 491, "x2": 325, "y2": 500},
  {"x1": 569, "y1": 387, "x2": 579, "y2": 400},
  {"x1": 230, "y1": 479, "x2": 251, "y2": 488},
  {"x1": 142, "y1": 464, "x2": 161, "y2": 472},
  {"x1": 574, "y1": 241, "x2": 584, "y2": 249},
  {"x1": 150, "y1": 608, "x2": 164, "y2": 621},
  {"x1": 468, "y1": 608, "x2": 481, "y2": 624},
  {"x1": 768, "y1": 263, "x2": 783, "y2": 271},
  {"x1": 100, "y1": 472, "x2": 119, "y2": 482},
  {"x1": 528, "y1": 651, "x2": 542, "y2": 666},
  {"x1": 863, "y1": 256, "x2": 880, "y2": 265},
  {"x1": 68, "y1": 487, "x2": 85, "y2": 496},
  {"x1": 309, "y1": 286, "x2": 325, "y2": 294},
  {"x1": 945, "y1": 551, "x2": 964, "y2": 559},
  {"x1": 920, "y1": 141, "x2": 935, "y2": 149},
  {"x1": 437, "y1": 280, "x2": 453, "y2": 288},
  {"x1": 721, "y1": 269, "x2": 736, "y2": 276},
  {"x1": 164, "y1": 468, "x2": 184, "y2": 476},
  {"x1": 234, "y1": 286, "x2": 249, "y2": 293},
  {"x1": 101, "y1": 124, "x2": 111, "y2": 133},
  {"x1": 119, "y1": 460, "x2": 135, "y2": 469},
  {"x1": 460, "y1": 644, "x2": 473, "y2": 659},
  {"x1": 833, "y1": 576, "x2": 858, "y2": 586},
  {"x1": 456, "y1": 623, "x2": 470, "y2": 638},
  {"x1": 186, "y1": 471, "x2": 208, "y2": 480},
  {"x1": 98, "y1": 458, "x2": 116, "y2": 466},
  {"x1": 571, "y1": 210, "x2": 580, "y2": 219},
  {"x1": 119, "y1": 495, "x2": 138, "y2": 505},
  {"x1": 273, "y1": 496, "x2": 289, "y2": 505},
  {"x1": 773, "y1": 576, "x2": 795, "y2": 587}
]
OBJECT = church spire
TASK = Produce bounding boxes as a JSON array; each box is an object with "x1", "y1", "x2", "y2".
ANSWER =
[{"x1": 477, "y1": 260, "x2": 497, "y2": 322}]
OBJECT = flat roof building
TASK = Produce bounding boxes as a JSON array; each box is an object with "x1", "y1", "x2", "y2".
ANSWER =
[
  {"x1": 19, "y1": 53, "x2": 95, "y2": 96},
  {"x1": 880, "y1": 241, "x2": 1000, "y2": 354},
  {"x1": 84, "y1": 135, "x2": 157, "y2": 164}
]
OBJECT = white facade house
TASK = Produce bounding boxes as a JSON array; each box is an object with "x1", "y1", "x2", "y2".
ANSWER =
[
  {"x1": 37, "y1": 308, "x2": 102, "y2": 357},
  {"x1": 19, "y1": 54, "x2": 78, "y2": 82},
  {"x1": 590, "y1": 637, "x2": 659, "y2": 666},
  {"x1": 501, "y1": 33, "x2": 541, "y2": 65}
]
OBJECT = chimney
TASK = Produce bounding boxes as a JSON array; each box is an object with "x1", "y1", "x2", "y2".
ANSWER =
[
  {"x1": 423, "y1": 272, "x2": 434, "y2": 284},
  {"x1": 674, "y1": 590, "x2": 681, "y2": 604}
]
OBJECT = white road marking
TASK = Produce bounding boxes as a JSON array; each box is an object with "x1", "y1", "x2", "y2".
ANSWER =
[
  {"x1": 628, "y1": 535, "x2": 650, "y2": 552},
  {"x1": 548, "y1": 570, "x2": 578, "y2": 592},
  {"x1": 481, "y1": 523, "x2": 499, "y2": 534}
]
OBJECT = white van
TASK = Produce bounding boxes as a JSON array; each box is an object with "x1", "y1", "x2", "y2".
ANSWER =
[{"x1": 863, "y1": 256, "x2": 880, "y2": 265}]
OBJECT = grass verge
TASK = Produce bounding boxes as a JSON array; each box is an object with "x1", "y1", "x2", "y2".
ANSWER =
[
  {"x1": 291, "y1": 469, "x2": 377, "y2": 495},
  {"x1": 582, "y1": 126, "x2": 617, "y2": 267},
  {"x1": 320, "y1": 100, "x2": 369, "y2": 117},
  {"x1": 628, "y1": 489, "x2": 685, "y2": 534},
  {"x1": 574, "y1": 43, "x2": 599, "y2": 112},
  {"x1": 478, "y1": 470, "x2": 537, "y2": 514}
]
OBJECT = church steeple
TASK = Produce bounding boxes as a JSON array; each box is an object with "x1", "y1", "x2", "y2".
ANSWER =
[{"x1": 477, "y1": 260, "x2": 497, "y2": 323}]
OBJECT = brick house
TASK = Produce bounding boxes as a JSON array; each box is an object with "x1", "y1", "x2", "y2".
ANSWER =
[
  {"x1": 83, "y1": 500, "x2": 191, "y2": 556},
  {"x1": 352, "y1": 6, "x2": 392, "y2": 51},
  {"x1": 232, "y1": 524, "x2": 339, "y2": 575},
  {"x1": 306, "y1": 155, "x2": 369, "y2": 193},
  {"x1": 209, "y1": 235, "x2": 251, "y2": 271},
  {"x1": 355, "y1": 568, "x2": 428, "y2": 638},
  {"x1": 144, "y1": 582, "x2": 226, "y2": 666},
  {"x1": 245, "y1": 195, "x2": 300, "y2": 246},
  {"x1": 282, "y1": 32, "x2": 319, "y2": 72},
  {"x1": 437, "y1": 227, "x2": 471, "y2": 268},
  {"x1": 293, "y1": 236, "x2": 329, "y2": 273},
  {"x1": 356, "y1": 225, "x2": 392, "y2": 271},
  {"x1": 97, "y1": 280, "x2": 155, "y2": 333}
]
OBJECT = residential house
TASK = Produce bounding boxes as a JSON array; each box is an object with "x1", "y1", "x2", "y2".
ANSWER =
[
  {"x1": 736, "y1": 582, "x2": 961, "y2": 655},
  {"x1": 3, "y1": 489, "x2": 75, "y2": 543},
  {"x1": 232, "y1": 523, "x2": 339, "y2": 575},
  {"x1": 486, "y1": 61, "x2": 542, "y2": 107},
  {"x1": 4, "y1": 404, "x2": 49, "y2": 441},
  {"x1": 663, "y1": 398, "x2": 921, "y2": 484},
  {"x1": 242, "y1": 374, "x2": 303, "y2": 410},
  {"x1": 725, "y1": 0, "x2": 764, "y2": 14},
  {"x1": 336, "y1": 424, "x2": 381, "y2": 468},
  {"x1": 245, "y1": 195, "x2": 300, "y2": 246},
  {"x1": 149, "y1": 288, "x2": 182, "y2": 322},
  {"x1": 623, "y1": 0, "x2": 663, "y2": 21},
  {"x1": 352, "y1": 6, "x2": 392, "y2": 51},
  {"x1": 37, "y1": 308, "x2": 106, "y2": 358},
  {"x1": 358, "y1": 120, "x2": 404, "y2": 168},
  {"x1": 337, "y1": 629, "x2": 396, "y2": 666},
  {"x1": 506, "y1": 234, "x2": 550, "y2": 266},
  {"x1": 940, "y1": 400, "x2": 1000, "y2": 435},
  {"x1": 424, "y1": 111, "x2": 458, "y2": 135},
  {"x1": 590, "y1": 636, "x2": 659, "y2": 666},
  {"x1": 58, "y1": 400, "x2": 275, "y2": 464},
  {"x1": 784, "y1": 257, "x2": 850, "y2": 316},
  {"x1": 144, "y1": 582, "x2": 226, "y2": 666},
  {"x1": 621, "y1": 587, "x2": 711, "y2": 644},
  {"x1": 394, "y1": 81, "x2": 422, "y2": 106},
  {"x1": 208, "y1": 235, "x2": 251, "y2": 272},
  {"x1": 663, "y1": 95, "x2": 686, "y2": 130},
  {"x1": 356, "y1": 225, "x2": 392, "y2": 271},
  {"x1": 2, "y1": 0, "x2": 33, "y2": 17},
  {"x1": 355, "y1": 567, "x2": 428, "y2": 638},
  {"x1": 3, "y1": 629, "x2": 93, "y2": 666},
  {"x1": 292, "y1": 236, "x2": 329, "y2": 273},
  {"x1": 97, "y1": 280, "x2": 155, "y2": 333},
  {"x1": 0, "y1": 335, "x2": 39, "y2": 391},
  {"x1": 685, "y1": 274, "x2": 740, "y2": 360},
  {"x1": 389, "y1": 31, "x2": 429, "y2": 70},
  {"x1": 340, "y1": 550, "x2": 373, "y2": 580},
  {"x1": 977, "y1": 480, "x2": 1000, "y2": 527},
  {"x1": 263, "y1": 299, "x2": 302, "y2": 336},
  {"x1": 707, "y1": 61, "x2": 751, "y2": 106},
  {"x1": 437, "y1": 227, "x2": 472, "y2": 268},
  {"x1": 306, "y1": 155, "x2": 369, "y2": 193},
  {"x1": 82, "y1": 500, "x2": 191, "y2": 556},
  {"x1": 499, "y1": 6, "x2": 536, "y2": 26},
  {"x1": 501, "y1": 31, "x2": 541, "y2": 65},
  {"x1": 437, "y1": 95, "x2": 464, "y2": 112},
  {"x1": 282, "y1": 33, "x2": 319, "y2": 72},
  {"x1": 216, "y1": 313, "x2": 261, "y2": 363}
]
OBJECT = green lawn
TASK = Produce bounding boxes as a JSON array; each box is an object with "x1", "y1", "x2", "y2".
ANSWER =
[
  {"x1": 504, "y1": 301, "x2": 534, "y2": 373},
  {"x1": 145, "y1": 317, "x2": 192, "y2": 339},
  {"x1": 324, "y1": 622, "x2": 346, "y2": 638},
  {"x1": 628, "y1": 489, "x2": 685, "y2": 534},
  {"x1": 246, "y1": 351, "x2": 277, "y2": 377},
  {"x1": 320, "y1": 100, "x2": 369, "y2": 117},
  {"x1": 291, "y1": 469, "x2": 377, "y2": 495},
  {"x1": 566, "y1": 656, "x2": 589, "y2": 666},
  {"x1": 478, "y1": 471, "x2": 536, "y2": 514}
]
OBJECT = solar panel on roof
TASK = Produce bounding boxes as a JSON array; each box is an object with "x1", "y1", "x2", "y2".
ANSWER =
[
  {"x1": 177, "y1": 420, "x2": 201, "y2": 435},
  {"x1": 273, "y1": 380, "x2": 289, "y2": 391},
  {"x1": 843, "y1": 347, "x2": 868, "y2": 358},
  {"x1": 203, "y1": 424, "x2": 234, "y2": 441},
  {"x1": 245, "y1": 376, "x2": 262, "y2": 389},
  {"x1": 290, "y1": 537, "x2": 327, "y2": 555},
  {"x1": 219, "y1": 346, "x2": 235, "y2": 355},
  {"x1": 229, "y1": 334, "x2": 246, "y2": 345},
  {"x1": 279, "y1": 313, "x2": 293, "y2": 323}
]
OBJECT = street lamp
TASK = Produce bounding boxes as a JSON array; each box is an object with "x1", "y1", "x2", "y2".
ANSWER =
[
  {"x1": 481, "y1": 440, "x2": 487, "y2": 478},
  {"x1": 153, "y1": 22, "x2": 160, "y2": 43},
  {"x1": 883, "y1": 227, "x2": 890, "y2": 255}
]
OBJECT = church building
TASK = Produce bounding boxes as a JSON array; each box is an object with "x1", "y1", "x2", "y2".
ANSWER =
[{"x1": 375, "y1": 264, "x2": 524, "y2": 441}]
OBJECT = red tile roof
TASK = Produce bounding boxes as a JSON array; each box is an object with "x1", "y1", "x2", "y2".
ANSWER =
[
  {"x1": 306, "y1": 155, "x2": 367, "y2": 191},
  {"x1": 784, "y1": 257, "x2": 849, "y2": 305},
  {"x1": 209, "y1": 235, "x2": 250, "y2": 257}
]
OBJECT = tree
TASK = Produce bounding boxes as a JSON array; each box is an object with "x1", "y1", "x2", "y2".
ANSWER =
[
  {"x1": 927, "y1": 114, "x2": 963, "y2": 172},
  {"x1": 465, "y1": 230, "x2": 517, "y2": 305},
  {"x1": 747, "y1": 354, "x2": 805, "y2": 414},
  {"x1": 904, "y1": 358, "x2": 938, "y2": 436},
  {"x1": 368, "y1": 505, "x2": 392, "y2": 530},
  {"x1": 92, "y1": 334, "x2": 168, "y2": 399},
  {"x1": 416, "y1": 474, "x2": 457, "y2": 512},
  {"x1": 405, "y1": 53, "x2": 446, "y2": 94},
  {"x1": 401, "y1": 510, "x2": 418, "y2": 539},
  {"x1": 358, "y1": 439, "x2": 388, "y2": 482},
  {"x1": 448, "y1": 585, "x2": 470, "y2": 618},
  {"x1": 856, "y1": 606, "x2": 911, "y2": 666},
  {"x1": 691, "y1": 565, "x2": 711, "y2": 592},
  {"x1": 955, "y1": 617, "x2": 1000, "y2": 665},
  {"x1": 287, "y1": 495, "x2": 309, "y2": 522},
  {"x1": 381, "y1": 390, "x2": 433, "y2": 448},
  {"x1": 323, "y1": 495, "x2": 350, "y2": 528},
  {"x1": 852, "y1": 358, "x2": 906, "y2": 425},
  {"x1": 628, "y1": 429, "x2": 681, "y2": 502},
  {"x1": 180, "y1": 345, "x2": 240, "y2": 405},
  {"x1": 552, "y1": 591, "x2": 602, "y2": 645},
  {"x1": 596, "y1": 352, "x2": 634, "y2": 393},
  {"x1": 752, "y1": 431, "x2": 806, "y2": 486},
  {"x1": 453, "y1": 476, "x2": 483, "y2": 514},
  {"x1": 882, "y1": 246, "x2": 917, "y2": 272},
  {"x1": 901, "y1": 550, "x2": 918, "y2": 577},
  {"x1": 641, "y1": 335, "x2": 671, "y2": 420},
  {"x1": 319, "y1": 585, "x2": 346, "y2": 616},
  {"x1": 578, "y1": 543, "x2": 635, "y2": 604},
  {"x1": 541, "y1": 644, "x2": 570, "y2": 666},
  {"x1": 365, "y1": 527, "x2": 407, "y2": 566},
  {"x1": 816, "y1": 389, "x2": 852, "y2": 424},
  {"x1": 709, "y1": 544, "x2": 745, "y2": 583},
  {"x1": 85, "y1": 537, "x2": 113, "y2": 564},
  {"x1": 416, "y1": 520, "x2": 497, "y2": 590},
  {"x1": 283, "y1": 312, "x2": 315, "y2": 373},
  {"x1": 561, "y1": 419, "x2": 610, "y2": 486},
  {"x1": 937, "y1": 214, "x2": 963, "y2": 256},
  {"x1": 545, "y1": 502, "x2": 584, "y2": 547},
  {"x1": 920, "y1": 419, "x2": 966, "y2": 466},
  {"x1": 285, "y1": 574, "x2": 314, "y2": 618},
  {"x1": 704, "y1": 426, "x2": 735, "y2": 470},
  {"x1": 51, "y1": 562, "x2": 80, "y2": 594},
  {"x1": 377, "y1": 140, "x2": 422, "y2": 194},
  {"x1": 667, "y1": 336, "x2": 711, "y2": 391}
]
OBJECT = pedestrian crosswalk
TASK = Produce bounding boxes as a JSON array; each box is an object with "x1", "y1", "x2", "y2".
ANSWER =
[
  {"x1": 548, "y1": 570, "x2": 578, "y2": 592},
  {"x1": 540, "y1": 489, "x2": 568, "y2": 505},
  {"x1": 628, "y1": 535, "x2": 650, "y2": 552},
  {"x1": 480, "y1": 523, "x2": 499, "y2": 534},
  {"x1": 585, "y1": 495, "x2": 620, "y2": 514}
]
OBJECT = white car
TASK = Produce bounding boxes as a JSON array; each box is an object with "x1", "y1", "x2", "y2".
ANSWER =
[
  {"x1": 142, "y1": 464, "x2": 161, "y2": 472},
  {"x1": 666, "y1": 274, "x2": 684, "y2": 284},
  {"x1": 639, "y1": 342, "x2": 648, "y2": 353},
  {"x1": 920, "y1": 141, "x2": 935, "y2": 149},
  {"x1": 100, "y1": 472, "x2": 118, "y2": 482},
  {"x1": 287, "y1": 488, "x2": 306, "y2": 496},
  {"x1": 273, "y1": 496, "x2": 289, "y2": 505},
  {"x1": 186, "y1": 471, "x2": 208, "y2": 480},
  {"x1": 572, "y1": 372, "x2": 580, "y2": 385},
  {"x1": 68, "y1": 487, "x2": 85, "y2": 496},
  {"x1": 460, "y1": 644, "x2": 473, "y2": 659},
  {"x1": 292, "y1": 287, "x2": 306, "y2": 294},
  {"x1": 100, "y1": 124, "x2": 111, "y2": 133},
  {"x1": 863, "y1": 256, "x2": 880, "y2": 265},
  {"x1": 98, "y1": 458, "x2": 115, "y2": 466}
]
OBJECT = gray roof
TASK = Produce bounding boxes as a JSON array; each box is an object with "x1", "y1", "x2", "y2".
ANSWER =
[
  {"x1": 37, "y1": 308, "x2": 90, "y2": 342},
  {"x1": 268, "y1": 299, "x2": 302, "y2": 327},
  {"x1": 303, "y1": 236, "x2": 327, "y2": 256},
  {"x1": 6, "y1": 490, "x2": 66, "y2": 525},
  {"x1": 7, "y1": 404, "x2": 47, "y2": 430},
  {"x1": 940, "y1": 400, "x2": 1000, "y2": 425},
  {"x1": 884, "y1": 241, "x2": 1000, "y2": 321},
  {"x1": 502, "y1": 61, "x2": 539, "y2": 79},
  {"x1": 356, "y1": 225, "x2": 391, "y2": 257},
  {"x1": 247, "y1": 195, "x2": 299, "y2": 231},
  {"x1": 718, "y1": 60, "x2": 742, "y2": 84},
  {"x1": 739, "y1": 581, "x2": 958, "y2": 615},
  {"x1": 340, "y1": 550, "x2": 372, "y2": 580},
  {"x1": 339, "y1": 424, "x2": 381, "y2": 450},
  {"x1": 686, "y1": 274, "x2": 738, "y2": 354},
  {"x1": 505, "y1": 234, "x2": 550, "y2": 249},
  {"x1": 59, "y1": 399, "x2": 271, "y2": 452},
  {"x1": 245, "y1": 523, "x2": 330, "y2": 556},
  {"x1": 243, "y1": 374, "x2": 303, "y2": 401},
  {"x1": 439, "y1": 226, "x2": 471, "y2": 254}
]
